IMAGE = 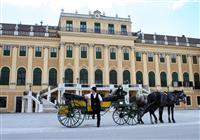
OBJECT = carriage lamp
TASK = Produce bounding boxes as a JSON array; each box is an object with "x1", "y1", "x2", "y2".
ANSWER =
[{"x1": 119, "y1": 101, "x2": 123, "y2": 105}]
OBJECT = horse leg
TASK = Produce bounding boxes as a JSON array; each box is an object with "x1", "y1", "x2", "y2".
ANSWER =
[
  {"x1": 168, "y1": 106, "x2": 171, "y2": 123},
  {"x1": 171, "y1": 105, "x2": 176, "y2": 123},
  {"x1": 140, "y1": 118, "x2": 144, "y2": 124},
  {"x1": 137, "y1": 114, "x2": 144, "y2": 124},
  {"x1": 137, "y1": 114, "x2": 140, "y2": 124},
  {"x1": 149, "y1": 112, "x2": 154, "y2": 124},
  {"x1": 137, "y1": 111, "x2": 141, "y2": 124},
  {"x1": 152, "y1": 111, "x2": 158, "y2": 124},
  {"x1": 136, "y1": 108, "x2": 144, "y2": 124},
  {"x1": 159, "y1": 107, "x2": 164, "y2": 123}
]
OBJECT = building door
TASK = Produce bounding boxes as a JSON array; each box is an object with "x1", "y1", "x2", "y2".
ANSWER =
[{"x1": 15, "y1": 97, "x2": 22, "y2": 113}]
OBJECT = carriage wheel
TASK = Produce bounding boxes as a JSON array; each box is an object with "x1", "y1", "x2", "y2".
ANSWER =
[
  {"x1": 112, "y1": 109, "x2": 127, "y2": 125},
  {"x1": 124, "y1": 111, "x2": 137, "y2": 125},
  {"x1": 57, "y1": 105, "x2": 84, "y2": 128}
]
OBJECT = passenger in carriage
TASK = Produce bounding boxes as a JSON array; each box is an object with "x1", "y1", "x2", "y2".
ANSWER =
[{"x1": 85, "y1": 86, "x2": 103, "y2": 127}]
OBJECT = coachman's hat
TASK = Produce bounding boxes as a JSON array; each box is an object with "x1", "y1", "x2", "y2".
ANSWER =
[{"x1": 91, "y1": 86, "x2": 97, "y2": 92}]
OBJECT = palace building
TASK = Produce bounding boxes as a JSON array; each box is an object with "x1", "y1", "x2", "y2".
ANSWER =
[{"x1": 0, "y1": 10, "x2": 200, "y2": 112}]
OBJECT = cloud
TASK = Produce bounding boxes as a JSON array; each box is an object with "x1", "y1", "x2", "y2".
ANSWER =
[{"x1": 171, "y1": 0, "x2": 187, "y2": 10}]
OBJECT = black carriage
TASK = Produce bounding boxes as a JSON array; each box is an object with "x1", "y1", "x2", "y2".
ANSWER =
[{"x1": 57, "y1": 86, "x2": 139, "y2": 128}]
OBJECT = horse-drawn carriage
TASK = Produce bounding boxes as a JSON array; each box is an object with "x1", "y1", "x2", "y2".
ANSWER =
[
  {"x1": 57, "y1": 84, "x2": 186, "y2": 127},
  {"x1": 57, "y1": 86, "x2": 139, "y2": 128}
]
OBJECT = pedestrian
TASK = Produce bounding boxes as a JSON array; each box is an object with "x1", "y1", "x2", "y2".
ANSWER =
[{"x1": 85, "y1": 86, "x2": 103, "y2": 127}]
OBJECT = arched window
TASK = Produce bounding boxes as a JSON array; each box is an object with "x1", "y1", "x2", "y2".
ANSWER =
[
  {"x1": 136, "y1": 71, "x2": 143, "y2": 85},
  {"x1": 172, "y1": 72, "x2": 178, "y2": 87},
  {"x1": 109, "y1": 70, "x2": 117, "y2": 84},
  {"x1": 183, "y1": 72, "x2": 189, "y2": 87},
  {"x1": 17, "y1": 68, "x2": 26, "y2": 85},
  {"x1": 160, "y1": 72, "x2": 167, "y2": 87},
  {"x1": 194, "y1": 73, "x2": 200, "y2": 89},
  {"x1": 183, "y1": 72, "x2": 189, "y2": 82},
  {"x1": 123, "y1": 70, "x2": 130, "y2": 84},
  {"x1": 172, "y1": 72, "x2": 178, "y2": 82},
  {"x1": 95, "y1": 69, "x2": 103, "y2": 84},
  {"x1": 64, "y1": 69, "x2": 73, "y2": 83},
  {"x1": 33, "y1": 68, "x2": 42, "y2": 85},
  {"x1": 148, "y1": 71, "x2": 155, "y2": 87},
  {"x1": 0, "y1": 67, "x2": 10, "y2": 85},
  {"x1": 49, "y1": 68, "x2": 57, "y2": 86},
  {"x1": 80, "y1": 69, "x2": 88, "y2": 84}
]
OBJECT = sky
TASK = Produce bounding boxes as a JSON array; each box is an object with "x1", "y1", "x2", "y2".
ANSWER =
[{"x1": 0, "y1": 0, "x2": 199, "y2": 38}]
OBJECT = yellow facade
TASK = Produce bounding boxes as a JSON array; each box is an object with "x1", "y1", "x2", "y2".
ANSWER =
[{"x1": 0, "y1": 10, "x2": 200, "y2": 112}]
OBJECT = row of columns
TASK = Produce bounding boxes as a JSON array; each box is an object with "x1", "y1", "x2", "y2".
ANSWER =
[
  {"x1": 1, "y1": 44, "x2": 199, "y2": 89},
  {"x1": 59, "y1": 43, "x2": 200, "y2": 86},
  {"x1": 8, "y1": 45, "x2": 50, "y2": 90},
  {"x1": 63, "y1": 43, "x2": 137, "y2": 85},
  {"x1": 142, "y1": 52, "x2": 198, "y2": 88}
]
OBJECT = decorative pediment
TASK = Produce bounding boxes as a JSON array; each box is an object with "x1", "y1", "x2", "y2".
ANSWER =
[{"x1": 93, "y1": 10, "x2": 101, "y2": 18}]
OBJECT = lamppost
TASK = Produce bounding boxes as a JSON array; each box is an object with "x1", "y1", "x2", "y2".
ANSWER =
[
  {"x1": 76, "y1": 78, "x2": 80, "y2": 95},
  {"x1": 27, "y1": 83, "x2": 33, "y2": 113},
  {"x1": 29, "y1": 84, "x2": 32, "y2": 91},
  {"x1": 62, "y1": 77, "x2": 65, "y2": 83},
  {"x1": 76, "y1": 78, "x2": 79, "y2": 84}
]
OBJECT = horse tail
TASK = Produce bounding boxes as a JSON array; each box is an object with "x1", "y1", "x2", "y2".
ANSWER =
[
  {"x1": 147, "y1": 93, "x2": 155, "y2": 104},
  {"x1": 140, "y1": 101, "x2": 156, "y2": 117}
]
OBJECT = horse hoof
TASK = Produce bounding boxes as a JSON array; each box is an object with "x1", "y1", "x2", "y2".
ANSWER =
[
  {"x1": 168, "y1": 120, "x2": 171, "y2": 123},
  {"x1": 160, "y1": 120, "x2": 164, "y2": 123},
  {"x1": 173, "y1": 120, "x2": 176, "y2": 123},
  {"x1": 155, "y1": 121, "x2": 157, "y2": 124}
]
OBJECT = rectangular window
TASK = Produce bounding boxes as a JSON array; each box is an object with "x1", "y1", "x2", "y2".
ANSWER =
[
  {"x1": 19, "y1": 46, "x2": 26, "y2": 56},
  {"x1": 171, "y1": 54, "x2": 176, "y2": 63},
  {"x1": 110, "y1": 48, "x2": 116, "y2": 60},
  {"x1": 148, "y1": 53, "x2": 154, "y2": 62},
  {"x1": 66, "y1": 20, "x2": 73, "y2": 31},
  {"x1": 193, "y1": 56, "x2": 197, "y2": 64},
  {"x1": 81, "y1": 47, "x2": 87, "y2": 58},
  {"x1": 35, "y1": 47, "x2": 42, "y2": 57},
  {"x1": 123, "y1": 49, "x2": 129, "y2": 60},
  {"x1": 197, "y1": 96, "x2": 200, "y2": 105},
  {"x1": 182, "y1": 55, "x2": 187, "y2": 63},
  {"x1": 108, "y1": 24, "x2": 114, "y2": 34},
  {"x1": 96, "y1": 47, "x2": 102, "y2": 59},
  {"x1": 50, "y1": 48, "x2": 57, "y2": 57},
  {"x1": 94, "y1": 23, "x2": 100, "y2": 33},
  {"x1": 80, "y1": 22, "x2": 87, "y2": 32},
  {"x1": 66, "y1": 46, "x2": 73, "y2": 58},
  {"x1": 0, "y1": 97, "x2": 7, "y2": 108},
  {"x1": 3, "y1": 45, "x2": 10, "y2": 56},
  {"x1": 121, "y1": 25, "x2": 127, "y2": 35},
  {"x1": 160, "y1": 53, "x2": 165, "y2": 63},
  {"x1": 136, "y1": 52, "x2": 141, "y2": 61},
  {"x1": 186, "y1": 96, "x2": 191, "y2": 105}
]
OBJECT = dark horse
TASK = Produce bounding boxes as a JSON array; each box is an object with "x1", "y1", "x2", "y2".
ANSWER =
[
  {"x1": 103, "y1": 85, "x2": 127, "y2": 102},
  {"x1": 141, "y1": 90, "x2": 186, "y2": 124}
]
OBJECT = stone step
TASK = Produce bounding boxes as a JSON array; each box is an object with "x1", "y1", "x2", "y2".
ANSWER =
[
  {"x1": 43, "y1": 108, "x2": 58, "y2": 113},
  {"x1": 41, "y1": 98, "x2": 57, "y2": 113}
]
